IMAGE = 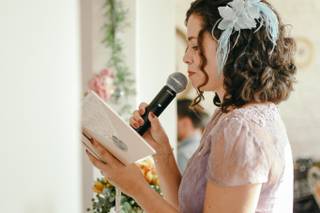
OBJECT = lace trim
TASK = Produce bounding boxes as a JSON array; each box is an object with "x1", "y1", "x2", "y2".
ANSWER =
[{"x1": 226, "y1": 103, "x2": 279, "y2": 128}]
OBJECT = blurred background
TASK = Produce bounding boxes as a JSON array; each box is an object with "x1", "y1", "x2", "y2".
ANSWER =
[{"x1": 0, "y1": 0, "x2": 319, "y2": 212}]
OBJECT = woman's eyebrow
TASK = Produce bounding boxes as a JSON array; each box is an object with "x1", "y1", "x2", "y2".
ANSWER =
[{"x1": 188, "y1": 36, "x2": 197, "y2": 41}]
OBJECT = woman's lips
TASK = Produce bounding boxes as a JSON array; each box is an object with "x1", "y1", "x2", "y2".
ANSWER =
[{"x1": 188, "y1": 71, "x2": 195, "y2": 77}]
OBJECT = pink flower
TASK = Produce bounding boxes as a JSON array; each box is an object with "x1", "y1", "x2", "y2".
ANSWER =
[
  {"x1": 100, "y1": 68, "x2": 110, "y2": 76},
  {"x1": 99, "y1": 68, "x2": 114, "y2": 78},
  {"x1": 88, "y1": 68, "x2": 114, "y2": 101}
]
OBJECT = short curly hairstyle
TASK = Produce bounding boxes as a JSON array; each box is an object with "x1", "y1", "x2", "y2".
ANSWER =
[{"x1": 186, "y1": 0, "x2": 297, "y2": 112}]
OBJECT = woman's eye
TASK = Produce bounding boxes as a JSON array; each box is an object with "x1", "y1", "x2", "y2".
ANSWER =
[
  {"x1": 192, "y1": 46, "x2": 199, "y2": 51},
  {"x1": 185, "y1": 45, "x2": 199, "y2": 53}
]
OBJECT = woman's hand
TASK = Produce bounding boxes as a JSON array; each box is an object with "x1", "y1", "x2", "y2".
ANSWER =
[
  {"x1": 129, "y1": 102, "x2": 172, "y2": 156},
  {"x1": 83, "y1": 129, "x2": 149, "y2": 198}
]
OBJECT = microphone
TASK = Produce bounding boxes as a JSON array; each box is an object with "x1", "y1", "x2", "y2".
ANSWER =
[{"x1": 135, "y1": 72, "x2": 188, "y2": 136}]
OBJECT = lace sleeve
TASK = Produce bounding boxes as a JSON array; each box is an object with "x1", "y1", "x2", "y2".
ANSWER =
[{"x1": 206, "y1": 115, "x2": 271, "y2": 186}]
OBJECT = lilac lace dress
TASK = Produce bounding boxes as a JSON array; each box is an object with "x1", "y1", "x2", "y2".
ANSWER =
[{"x1": 178, "y1": 103, "x2": 293, "y2": 213}]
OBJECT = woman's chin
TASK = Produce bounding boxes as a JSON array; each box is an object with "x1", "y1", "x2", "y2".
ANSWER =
[
  {"x1": 190, "y1": 78, "x2": 200, "y2": 88},
  {"x1": 190, "y1": 81, "x2": 199, "y2": 90},
  {"x1": 191, "y1": 83, "x2": 205, "y2": 92},
  {"x1": 189, "y1": 77, "x2": 216, "y2": 92}
]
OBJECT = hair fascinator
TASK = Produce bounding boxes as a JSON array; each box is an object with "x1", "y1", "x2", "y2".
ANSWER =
[{"x1": 212, "y1": 0, "x2": 279, "y2": 73}]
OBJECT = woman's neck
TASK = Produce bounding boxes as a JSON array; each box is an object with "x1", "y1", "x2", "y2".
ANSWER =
[{"x1": 216, "y1": 87, "x2": 225, "y2": 103}]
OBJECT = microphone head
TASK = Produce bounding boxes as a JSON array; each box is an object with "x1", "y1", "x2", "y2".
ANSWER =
[{"x1": 166, "y1": 72, "x2": 188, "y2": 93}]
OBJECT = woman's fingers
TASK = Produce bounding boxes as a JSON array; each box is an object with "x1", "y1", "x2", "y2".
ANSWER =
[
  {"x1": 133, "y1": 110, "x2": 144, "y2": 125},
  {"x1": 129, "y1": 112, "x2": 142, "y2": 128},
  {"x1": 148, "y1": 112, "x2": 161, "y2": 132},
  {"x1": 129, "y1": 110, "x2": 144, "y2": 128},
  {"x1": 86, "y1": 149, "x2": 115, "y2": 181},
  {"x1": 82, "y1": 128, "x2": 122, "y2": 167},
  {"x1": 92, "y1": 137, "x2": 122, "y2": 167},
  {"x1": 129, "y1": 117, "x2": 139, "y2": 128},
  {"x1": 129, "y1": 102, "x2": 148, "y2": 128},
  {"x1": 82, "y1": 128, "x2": 93, "y2": 141},
  {"x1": 86, "y1": 149, "x2": 109, "y2": 171},
  {"x1": 138, "y1": 102, "x2": 148, "y2": 114},
  {"x1": 143, "y1": 131, "x2": 160, "y2": 149}
]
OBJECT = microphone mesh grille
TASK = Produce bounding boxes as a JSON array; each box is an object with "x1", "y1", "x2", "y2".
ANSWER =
[{"x1": 166, "y1": 72, "x2": 188, "y2": 93}]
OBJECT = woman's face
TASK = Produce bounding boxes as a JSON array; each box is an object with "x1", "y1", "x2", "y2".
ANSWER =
[{"x1": 183, "y1": 14, "x2": 224, "y2": 92}]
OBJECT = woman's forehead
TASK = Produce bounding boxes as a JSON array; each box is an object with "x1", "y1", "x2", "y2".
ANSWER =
[{"x1": 186, "y1": 15, "x2": 203, "y2": 41}]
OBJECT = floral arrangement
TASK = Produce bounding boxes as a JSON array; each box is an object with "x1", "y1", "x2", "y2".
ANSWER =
[
  {"x1": 87, "y1": 158, "x2": 161, "y2": 213},
  {"x1": 87, "y1": 0, "x2": 135, "y2": 118},
  {"x1": 88, "y1": 68, "x2": 115, "y2": 102}
]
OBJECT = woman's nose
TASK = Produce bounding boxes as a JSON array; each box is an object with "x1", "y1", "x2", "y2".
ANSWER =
[{"x1": 183, "y1": 50, "x2": 192, "y2": 65}]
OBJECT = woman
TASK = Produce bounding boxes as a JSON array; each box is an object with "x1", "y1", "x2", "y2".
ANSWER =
[{"x1": 84, "y1": 0, "x2": 296, "y2": 212}]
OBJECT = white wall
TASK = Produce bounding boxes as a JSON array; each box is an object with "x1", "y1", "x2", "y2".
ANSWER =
[
  {"x1": 0, "y1": 0, "x2": 81, "y2": 212},
  {"x1": 79, "y1": 0, "x2": 95, "y2": 211},
  {"x1": 136, "y1": 0, "x2": 177, "y2": 152},
  {"x1": 269, "y1": 0, "x2": 320, "y2": 160}
]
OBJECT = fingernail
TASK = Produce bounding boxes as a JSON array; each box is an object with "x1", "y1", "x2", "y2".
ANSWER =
[
  {"x1": 88, "y1": 134, "x2": 93, "y2": 140},
  {"x1": 83, "y1": 129, "x2": 93, "y2": 140},
  {"x1": 139, "y1": 119, "x2": 144, "y2": 125},
  {"x1": 90, "y1": 139, "x2": 94, "y2": 145},
  {"x1": 150, "y1": 112, "x2": 155, "y2": 118}
]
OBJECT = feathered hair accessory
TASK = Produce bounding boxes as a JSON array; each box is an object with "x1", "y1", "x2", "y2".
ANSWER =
[{"x1": 212, "y1": 0, "x2": 279, "y2": 73}]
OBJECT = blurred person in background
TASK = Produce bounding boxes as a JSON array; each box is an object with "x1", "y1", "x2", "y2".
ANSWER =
[{"x1": 177, "y1": 98, "x2": 209, "y2": 173}]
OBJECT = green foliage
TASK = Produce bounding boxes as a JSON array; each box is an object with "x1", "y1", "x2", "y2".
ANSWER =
[
  {"x1": 87, "y1": 178, "x2": 161, "y2": 213},
  {"x1": 103, "y1": 0, "x2": 135, "y2": 117}
]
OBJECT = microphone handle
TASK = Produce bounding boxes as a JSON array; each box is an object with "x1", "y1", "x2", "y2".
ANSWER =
[{"x1": 136, "y1": 85, "x2": 176, "y2": 136}]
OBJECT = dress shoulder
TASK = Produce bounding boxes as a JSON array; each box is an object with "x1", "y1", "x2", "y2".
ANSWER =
[{"x1": 206, "y1": 104, "x2": 277, "y2": 186}]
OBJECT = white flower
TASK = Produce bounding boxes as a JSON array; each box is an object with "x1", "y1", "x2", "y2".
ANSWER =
[
  {"x1": 218, "y1": 0, "x2": 261, "y2": 31},
  {"x1": 214, "y1": 0, "x2": 279, "y2": 74}
]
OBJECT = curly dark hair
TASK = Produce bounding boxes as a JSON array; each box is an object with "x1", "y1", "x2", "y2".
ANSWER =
[{"x1": 186, "y1": 0, "x2": 297, "y2": 113}]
